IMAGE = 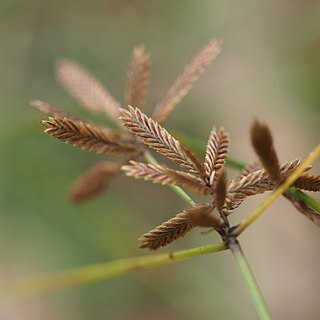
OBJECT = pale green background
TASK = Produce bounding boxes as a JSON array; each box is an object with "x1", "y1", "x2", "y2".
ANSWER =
[{"x1": 1, "y1": 1, "x2": 320, "y2": 319}]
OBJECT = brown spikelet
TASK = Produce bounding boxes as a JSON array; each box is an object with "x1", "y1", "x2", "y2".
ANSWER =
[
  {"x1": 139, "y1": 211, "x2": 196, "y2": 250},
  {"x1": 122, "y1": 161, "x2": 210, "y2": 195},
  {"x1": 240, "y1": 161, "x2": 261, "y2": 177},
  {"x1": 152, "y1": 39, "x2": 222, "y2": 123},
  {"x1": 215, "y1": 171, "x2": 227, "y2": 212},
  {"x1": 284, "y1": 192, "x2": 320, "y2": 227},
  {"x1": 56, "y1": 59, "x2": 121, "y2": 123},
  {"x1": 166, "y1": 168, "x2": 211, "y2": 195},
  {"x1": 186, "y1": 203, "x2": 223, "y2": 229},
  {"x1": 42, "y1": 117, "x2": 136, "y2": 155},
  {"x1": 125, "y1": 45, "x2": 150, "y2": 109},
  {"x1": 225, "y1": 159, "x2": 302, "y2": 214},
  {"x1": 119, "y1": 106, "x2": 198, "y2": 172},
  {"x1": 250, "y1": 120, "x2": 280, "y2": 182},
  {"x1": 204, "y1": 127, "x2": 230, "y2": 187},
  {"x1": 69, "y1": 161, "x2": 122, "y2": 203},
  {"x1": 182, "y1": 147, "x2": 206, "y2": 178},
  {"x1": 122, "y1": 161, "x2": 174, "y2": 185},
  {"x1": 29, "y1": 100, "x2": 84, "y2": 122},
  {"x1": 293, "y1": 173, "x2": 320, "y2": 192}
]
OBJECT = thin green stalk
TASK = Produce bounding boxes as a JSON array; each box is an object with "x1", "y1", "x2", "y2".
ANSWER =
[
  {"x1": 229, "y1": 240, "x2": 271, "y2": 320},
  {"x1": 0, "y1": 242, "x2": 226, "y2": 303}
]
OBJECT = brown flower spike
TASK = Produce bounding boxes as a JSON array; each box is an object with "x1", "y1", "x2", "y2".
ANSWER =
[
  {"x1": 250, "y1": 120, "x2": 320, "y2": 225},
  {"x1": 31, "y1": 40, "x2": 320, "y2": 250},
  {"x1": 30, "y1": 39, "x2": 222, "y2": 203},
  {"x1": 121, "y1": 108, "x2": 320, "y2": 249}
]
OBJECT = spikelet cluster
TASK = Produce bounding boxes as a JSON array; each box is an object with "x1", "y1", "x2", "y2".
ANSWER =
[
  {"x1": 31, "y1": 40, "x2": 320, "y2": 250},
  {"x1": 122, "y1": 111, "x2": 320, "y2": 249},
  {"x1": 31, "y1": 39, "x2": 221, "y2": 203}
]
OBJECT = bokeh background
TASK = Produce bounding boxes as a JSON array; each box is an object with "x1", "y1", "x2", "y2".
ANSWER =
[{"x1": 1, "y1": 0, "x2": 320, "y2": 319}]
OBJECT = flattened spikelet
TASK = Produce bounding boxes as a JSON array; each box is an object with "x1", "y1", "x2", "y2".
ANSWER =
[
  {"x1": 166, "y1": 168, "x2": 211, "y2": 195},
  {"x1": 56, "y1": 59, "x2": 121, "y2": 123},
  {"x1": 120, "y1": 106, "x2": 198, "y2": 172},
  {"x1": 152, "y1": 39, "x2": 222, "y2": 123},
  {"x1": 29, "y1": 100, "x2": 84, "y2": 122},
  {"x1": 69, "y1": 161, "x2": 121, "y2": 203},
  {"x1": 122, "y1": 161, "x2": 210, "y2": 195},
  {"x1": 125, "y1": 45, "x2": 150, "y2": 109},
  {"x1": 284, "y1": 192, "x2": 320, "y2": 227},
  {"x1": 204, "y1": 127, "x2": 229, "y2": 186},
  {"x1": 182, "y1": 147, "x2": 206, "y2": 178},
  {"x1": 186, "y1": 203, "x2": 223, "y2": 229},
  {"x1": 42, "y1": 117, "x2": 135, "y2": 155},
  {"x1": 122, "y1": 161, "x2": 174, "y2": 185},
  {"x1": 294, "y1": 173, "x2": 320, "y2": 192},
  {"x1": 250, "y1": 120, "x2": 280, "y2": 182},
  {"x1": 215, "y1": 171, "x2": 227, "y2": 212},
  {"x1": 139, "y1": 211, "x2": 196, "y2": 250},
  {"x1": 225, "y1": 159, "x2": 302, "y2": 214},
  {"x1": 300, "y1": 208, "x2": 320, "y2": 226},
  {"x1": 240, "y1": 161, "x2": 261, "y2": 177}
]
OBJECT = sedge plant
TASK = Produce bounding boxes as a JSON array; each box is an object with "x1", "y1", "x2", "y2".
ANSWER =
[{"x1": 2, "y1": 39, "x2": 320, "y2": 320}]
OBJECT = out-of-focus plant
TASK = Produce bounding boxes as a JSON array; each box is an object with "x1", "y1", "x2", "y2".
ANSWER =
[
  {"x1": 30, "y1": 39, "x2": 221, "y2": 203},
  {"x1": 2, "y1": 40, "x2": 320, "y2": 320}
]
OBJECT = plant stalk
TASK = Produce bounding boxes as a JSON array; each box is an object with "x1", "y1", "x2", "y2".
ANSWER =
[
  {"x1": 144, "y1": 149, "x2": 271, "y2": 320},
  {"x1": 228, "y1": 239, "x2": 271, "y2": 320},
  {"x1": 0, "y1": 242, "x2": 226, "y2": 302},
  {"x1": 6, "y1": 144, "x2": 318, "y2": 317}
]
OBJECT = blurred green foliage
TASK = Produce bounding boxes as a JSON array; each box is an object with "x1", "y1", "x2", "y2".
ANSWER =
[{"x1": 1, "y1": 1, "x2": 320, "y2": 319}]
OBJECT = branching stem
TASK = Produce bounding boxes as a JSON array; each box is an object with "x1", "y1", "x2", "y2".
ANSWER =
[
  {"x1": 3, "y1": 142, "x2": 318, "y2": 320},
  {"x1": 144, "y1": 150, "x2": 272, "y2": 320}
]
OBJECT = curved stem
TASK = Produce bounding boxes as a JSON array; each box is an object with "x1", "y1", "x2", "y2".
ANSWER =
[{"x1": 229, "y1": 240, "x2": 271, "y2": 320}]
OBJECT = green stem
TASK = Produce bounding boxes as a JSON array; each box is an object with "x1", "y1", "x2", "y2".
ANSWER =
[
  {"x1": 229, "y1": 240, "x2": 271, "y2": 320},
  {"x1": 1, "y1": 242, "x2": 226, "y2": 302}
]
